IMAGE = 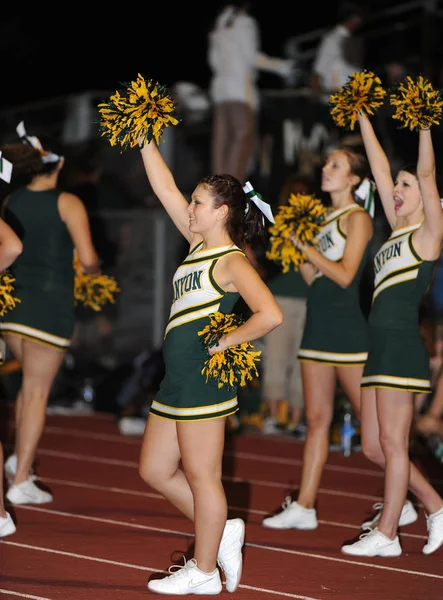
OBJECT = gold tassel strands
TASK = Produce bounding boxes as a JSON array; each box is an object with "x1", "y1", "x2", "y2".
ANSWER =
[
  {"x1": 73, "y1": 251, "x2": 120, "y2": 312},
  {"x1": 198, "y1": 312, "x2": 261, "y2": 391},
  {"x1": 329, "y1": 70, "x2": 387, "y2": 130},
  {"x1": 97, "y1": 74, "x2": 180, "y2": 151},
  {"x1": 390, "y1": 75, "x2": 443, "y2": 131},
  {"x1": 0, "y1": 271, "x2": 20, "y2": 317},
  {"x1": 266, "y1": 193, "x2": 327, "y2": 272}
]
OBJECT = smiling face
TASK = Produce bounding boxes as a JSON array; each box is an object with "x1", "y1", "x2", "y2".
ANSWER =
[
  {"x1": 393, "y1": 170, "x2": 422, "y2": 218},
  {"x1": 321, "y1": 149, "x2": 359, "y2": 198},
  {"x1": 187, "y1": 183, "x2": 226, "y2": 235}
]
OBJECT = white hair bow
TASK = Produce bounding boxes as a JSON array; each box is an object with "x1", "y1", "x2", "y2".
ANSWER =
[
  {"x1": 355, "y1": 177, "x2": 376, "y2": 218},
  {"x1": 243, "y1": 181, "x2": 275, "y2": 224},
  {"x1": 16, "y1": 121, "x2": 62, "y2": 164},
  {"x1": 0, "y1": 151, "x2": 13, "y2": 183}
]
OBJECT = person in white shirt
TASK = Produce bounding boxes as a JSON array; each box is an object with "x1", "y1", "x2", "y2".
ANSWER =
[
  {"x1": 310, "y1": 4, "x2": 365, "y2": 97},
  {"x1": 208, "y1": 1, "x2": 292, "y2": 183}
]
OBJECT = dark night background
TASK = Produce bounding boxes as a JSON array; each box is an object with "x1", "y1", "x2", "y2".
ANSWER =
[{"x1": 0, "y1": 1, "x2": 423, "y2": 111}]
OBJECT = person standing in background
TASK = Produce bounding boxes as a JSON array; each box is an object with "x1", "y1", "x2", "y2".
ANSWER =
[
  {"x1": 310, "y1": 3, "x2": 366, "y2": 99},
  {"x1": 0, "y1": 125, "x2": 101, "y2": 506},
  {"x1": 208, "y1": 0, "x2": 292, "y2": 183},
  {"x1": 0, "y1": 153, "x2": 23, "y2": 537},
  {"x1": 261, "y1": 174, "x2": 311, "y2": 436}
]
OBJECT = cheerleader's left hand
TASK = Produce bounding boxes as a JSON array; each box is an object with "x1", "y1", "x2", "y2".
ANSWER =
[
  {"x1": 291, "y1": 235, "x2": 310, "y2": 256},
  {"x1": 208, "y1": 335, "x2": 230, "y2": 355}
]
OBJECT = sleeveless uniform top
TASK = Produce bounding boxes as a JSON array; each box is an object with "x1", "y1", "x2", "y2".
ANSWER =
[
  {"x1": 298, "y1": 203, "x2": 370, "y2": 365},
  {"x1": 362, "y1": 223, "x2": 437, "y2": 393},
  {"x1": 369, "y1": 223, "x2": 436, "y2": 329},
  {"x1": 0, "y1": 187, "x2": 75, "y2": 348},
  {"x1": 150, "y1": 242, "x2": 245, "y2": 421}
]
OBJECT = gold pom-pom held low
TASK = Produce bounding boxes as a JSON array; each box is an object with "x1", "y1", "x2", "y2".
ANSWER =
[
  {"x1": 389, "y1": 75, "x2": 443, "y2": 131},
  {"x1": 0, "y1": 271, "x2": 20, "y2": 317},
  {"x1": 198, "y1": 312, "x2": 261, "y2": 391},
  {"x1": 98, "y1": 73, "x2": 180, "y2": 151},
  {"x1": 73, "y1": 251, "x2": 120, "y2": 312},
  {"x1": 266, "y1": 193, "x2": 327, "y2": 272},
  {"x1": 329, "y1": 70, "x2": 387, "y2": 130}
]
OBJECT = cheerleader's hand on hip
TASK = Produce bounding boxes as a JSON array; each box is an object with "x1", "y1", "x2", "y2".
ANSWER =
[{"x1": 208, "y1": 335, "x2": 230, "y2": 355}]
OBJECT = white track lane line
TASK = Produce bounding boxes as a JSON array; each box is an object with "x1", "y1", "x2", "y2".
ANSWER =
[
  {"x1": 39, "y1": 476, "x2": 427, "y2": 541},
  {"x1": 39, "y1": 425, "x2": 443, "y2": 484},
  {"x1": 28, "y1": 449, "x2": 383, "y2": 502},
  {"x1": 0, "y1": 591, "x2": 54, "y2": 600},
  {"x1": 0, "y1": 540, "x2": 320, "y2": 600},
  {"x1": 11, "y1": 506, "x2": 442, "y2": 580}
]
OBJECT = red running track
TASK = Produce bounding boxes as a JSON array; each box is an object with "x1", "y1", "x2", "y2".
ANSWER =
[{"x1": 1, "y1": 412, "x2": 442, "y2": 600}]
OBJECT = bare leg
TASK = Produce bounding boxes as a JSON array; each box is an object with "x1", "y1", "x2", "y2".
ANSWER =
[
  {"x1": 179, "y1": 418, "x2": 227, "y2": 573},
  {"x1": 361, "y1": 387, "x2": 443, "y2": 517},
  {"x1": 337, "y1": 364, "x2": 364, "y2": 420},
  {"x1": 139, "y1": 414, "x2": 227, "y2": 573},
  {"x1": 139, "y1": 414, "x2": 194, "y2": 519},
  {"x1": 5, "y1": 336, "x2": 66, "y2": 484},
  {"x1": 297, "y1": 362, "x2": 336, "y2": 508},
  {"x1": 375, "y1": 388, "x2": 414, "y2": 539}
]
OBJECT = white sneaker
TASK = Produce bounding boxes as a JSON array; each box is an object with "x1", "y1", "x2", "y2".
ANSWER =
[
  {"x1": 217, "y1": 518, "x2": 245, "y2": 593},
  {"x1": 262, "y1": 417, "x2": 283, "y2": 435},
  {"x1": 7, "y1": 478, "x2": 53, "y2": 505},
  {"x1": 262, "y1": 497, "x2": 318, "y2": 530},
  {"x1": 0, "y1": 512, "x2": 16, "y2": 537},
  {"x1": 5, "y1": 454, "x2": 35, "y2": 483},
  {"x1": 361, "y1": 500, "x2": 418, "y2": 530},
  {"x1": 147, "y1": 557, "x2": 222, "y2": 595},
  {"x1": 341, "y1": 528, "x2": 402, "y2": 557},
  {"x1": 423, "y1": 507, "x2": 443, "y2": 555}
]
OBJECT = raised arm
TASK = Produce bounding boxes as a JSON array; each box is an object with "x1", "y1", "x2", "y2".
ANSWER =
[
  {"x1": 139, "y1": 142, "x2": 192, "y2": 242},
  {"x1": 296, "y1": 210, "x2": 373, "y2": 288},
  {"x1": 0, "y1": 218, "x2": 22, "y2": 271},
  {"x1": 358, "y1": 113, "x2": 396, "y2": 228},
  {"x1": 413, "y1": 128, "x2": 443, "y2": 256}
]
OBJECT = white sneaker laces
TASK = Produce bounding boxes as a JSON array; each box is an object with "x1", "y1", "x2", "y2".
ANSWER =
[
  {"x1": 281, "y1": 496, "x2": 292, "y2": 510},
  {"x1": 167, "y1": 557, "x2": 196, "y2": 579},
  {"x1": 358, "y1": 529, "x2": 376, "y2": 543}
]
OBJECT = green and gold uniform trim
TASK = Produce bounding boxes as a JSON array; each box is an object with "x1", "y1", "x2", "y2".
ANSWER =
[
  {"x1": 361, "y1": 374, "x2": 431, "y2": 394},
  {"x1": 150, "y1": 396, "x2": 238, "y2": 421},
  {"x1": 164, "y1": 246, "x2": 244, "y2": 338},
  {"x1": 0, "y1": 322, "x2": 70, "y2": 350},
  {"x1": 298, "y1": 348, "x2": 367, "y2": 366},
  {"x1": 372, "y1": 224, "x2": 421, "y2": 302}
]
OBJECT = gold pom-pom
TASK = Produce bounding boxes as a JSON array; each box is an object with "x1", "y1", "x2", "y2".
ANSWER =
[
  {"x1": 266, "y1": 193, "x2": 327, "y2": 272},
  {"x1": 97, "y1": 74, "x2": 180, "y2": 151},
  {"x1": 390, "y1": 75, "x2": 443, "y2": 131},
  {"x1": 198, "y1": 312, "x2": 261, "y2": 390},
  {"x1": 330, "y1": 70, "x2": 387, "y2": 130},
  {"x1": 0, "y1": 271, "x2": 20, "y2": 317},
  {"x1": 73, "y1": 251, "x2": 120, "y2": 312}
]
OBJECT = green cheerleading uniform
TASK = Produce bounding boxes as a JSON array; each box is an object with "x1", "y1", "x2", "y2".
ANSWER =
[
  {"x1": 298, "y1": 204, "x2": 369, "y2": 366},
  {"x1": 0, "y1": 188, "x2": 74, "y2": 350},
  {"x1": 361, "y1": 224, "x2": 436, "y2": 393},
  {"x1": 150, "y1": 243, "x2": 245, "y2": 422}
]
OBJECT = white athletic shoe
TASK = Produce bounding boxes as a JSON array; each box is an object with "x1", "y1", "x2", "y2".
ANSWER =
[
  {"x1": 262, "y1": 497, "x2": 318, "y2": 530},
  {"x1": 423, "y1": 507, "x2": 443, "y2": 555},
  {"x1": 217, "y1": 518, "x2": 245, "y2": 592},
  {"x1": 6, "y1": 478, "x2": 53, "y2": 505},
  {"x1": 5, "y1": 454, "x2": 35, "y2": 483},
  {"x1": 341, "y1": 527, "x2": 402, "y2": 557},
  {"x1": 147, "y1": 557, "x2": 222, "y2": 595},
  {"x1": 0, "y1": 512, "x2": 16, "y2": 538},
  {"x1": 361, "y1": 500, "x2": 418, "y2": 530}
]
